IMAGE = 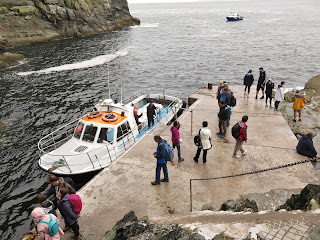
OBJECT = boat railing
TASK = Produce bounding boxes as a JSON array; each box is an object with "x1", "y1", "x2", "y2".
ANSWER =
[{"x1": 123, "y1": 89, "x2": 181, "y2": 105}]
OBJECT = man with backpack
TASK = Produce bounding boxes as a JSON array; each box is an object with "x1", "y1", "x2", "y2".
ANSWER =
[
  {"x1": 217, "y1": 100, "x2": 230, "y2": 138},
  {"x1": 232, "y1": 115, "x2": 248, "y2": 158},
  {"x1": 151, "y1": 135, "x2": 169, "y2": 185}
]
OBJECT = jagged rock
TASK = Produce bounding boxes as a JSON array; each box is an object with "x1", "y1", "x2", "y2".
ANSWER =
[
  {"x1": 220, "y1": 198, "x2": 258, "y2": 212},
  {"x1": 0, "y1": 36, "x2": 8, "y2": 49},
  {"x1": 277, "y1": 184, "x2": 320, "y2": 211},
  {"x1": 310, "y1": 199, "x2": 320, "y2": 210},
  {"x1": 213, "y1": 232, "x2": 234, "y2": 240},
  {"x1": 115, "y1": 210, "x2": 138, "y2": 228},
  {"x1": 10, "y1": 5, "x2": 37, "y2": 15},
  {"x1": 201, "y1": 204, "x2": 213, "y2": 211}
]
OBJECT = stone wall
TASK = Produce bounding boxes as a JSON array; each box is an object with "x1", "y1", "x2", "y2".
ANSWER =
[{"x1": 0, "y1": 0, "x2": 140, "y2": 49}]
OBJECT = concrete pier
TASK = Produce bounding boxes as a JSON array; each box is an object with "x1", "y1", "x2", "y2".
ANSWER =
[{"x1": 77, "y1": 86, "x2": 319, "y2": 239}]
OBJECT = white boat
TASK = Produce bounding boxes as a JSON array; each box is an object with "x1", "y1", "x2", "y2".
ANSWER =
[
  {"x1": 226, "y1": 12, "x2": 244, "y2": 21},
  {"x1": 38, "y1": 89, "x2": 183, "y2": 175}
]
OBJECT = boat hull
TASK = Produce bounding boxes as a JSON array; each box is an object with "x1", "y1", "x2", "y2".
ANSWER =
[{"x1": 226, "y1": 17, "x2": 243, "y2": 21}]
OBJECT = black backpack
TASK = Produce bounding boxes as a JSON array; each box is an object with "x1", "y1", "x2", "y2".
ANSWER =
[
  {"x1": 230, "y1": 94, "x2": 237, "y2": 107},
  {"x1": 194, "y1": 129, "x2": 202, "y2": 146},
  {"x1": 231, "y1": 123, "x2": 240, "y2": 139}
]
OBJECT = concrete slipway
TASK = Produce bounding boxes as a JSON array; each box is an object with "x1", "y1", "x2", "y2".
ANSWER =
[{"x1": 76, "y1": 85, "x2": 320, "y2": 239}]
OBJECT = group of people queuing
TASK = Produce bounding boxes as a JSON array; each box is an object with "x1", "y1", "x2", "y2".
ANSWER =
[
  {"x1": 31, "y1": 175, "x2": 82, "y2": 240},
  {"x1": 243, "y1": 67, "x2": 287, "y2": 112}
]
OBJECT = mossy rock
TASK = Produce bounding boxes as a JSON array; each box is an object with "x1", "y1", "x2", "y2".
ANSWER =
[
  {"x1": 64, "y1": 0, "x2": 74, "y2": 8},
  {"x1": 0, "y1": 7, "x2": 8, "y2": 14},
  {"x1": 58, "y1": 0, "x2": 65, "y2": 7},
  {"x1": 138, "y1": 216, "x2": 149, "y2": 222},
  {"x1": 101, "y1": 225, "x2": 117, "y2": 240},
  {"x1": 201, "y1": 204, "x2": 213, "y2": 211},
  {"x1": 10, "y1": 6, "x2": 37, "y2": 16},
  {"x1": 1, "y1": 52, "x2": 24, "y2": 61}
]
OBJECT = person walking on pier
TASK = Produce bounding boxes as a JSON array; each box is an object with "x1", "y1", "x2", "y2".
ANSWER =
[
  {"x1": 232, "y1": 115, "x2": 248, "y2": 158},
  {"x1": 256, "y1": 67, "x2": 266, "y2": 99},
  {"x1": 170, "y1": 121, "x2": 184, "y2": 162},
  {"x1": 151, "y1": 135, "x2": 169, "y2": 185},
  {"x1": 265, "y1": 78, "x2": 274, "y2": 107},
  {"x1": 243, "y1": 69, "x2": 254, "y2": 97},
  {"x1": 147, "y1": 101, "x2": 157, "y2": 128},
  {"x1": 274, "y1": 81, "x2": 285, "y2": 112},
  {"x1": 292, "y1": 90, "x2": 305, "y2": 122},
  {"x1": 296, "y1": 132, "x2": 317, "y2": 158},
  {"x1": 217, "y1": 81, "x2": 225, "y2": 103},
  {"x1": 217, "y1": 100, "x2": 230, "y2": 138},
  {"x1": 194, "y1": 121, "x2": 212, "y2": 163},
  {"x1": 220, "y1": 84, "x2": 232, "y2": 106}
]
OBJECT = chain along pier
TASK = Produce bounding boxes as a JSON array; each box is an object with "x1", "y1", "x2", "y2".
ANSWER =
[{"x1": 76, "y1": 85, "x2": 320, "y2": 239}]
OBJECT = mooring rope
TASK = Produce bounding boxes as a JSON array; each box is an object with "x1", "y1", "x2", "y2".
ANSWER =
[{"x1": 190, "y1": 157, "x2": 319, "y2": 181}]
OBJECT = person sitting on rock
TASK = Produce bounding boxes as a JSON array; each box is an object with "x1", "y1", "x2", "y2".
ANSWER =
[{"x1": 296, "y1": 132, "x2": 317, "y2": 158}]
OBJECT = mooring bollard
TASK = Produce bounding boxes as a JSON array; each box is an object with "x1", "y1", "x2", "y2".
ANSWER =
[{"x1": 208, "y1": 83, "x2": 213, "y2": 89}]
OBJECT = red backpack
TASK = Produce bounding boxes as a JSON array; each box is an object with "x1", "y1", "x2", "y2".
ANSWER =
[{"x1": 69, "y1": 194, "x2": 82, "y2": 214}]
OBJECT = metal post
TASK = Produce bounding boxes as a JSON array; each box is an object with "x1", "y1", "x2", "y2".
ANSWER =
[
  {"x1": 87, "y1": 153, "x2": 95, "y2": 168},
  {"x1": 190, "y1": 179, "x2": 193, "y2": 212},
  {"x1": 62, "y1": 156, "x2": 72, "y2": 173},
  {"x1": 191, "y1": 110, "x2": 193, "y2": 134},
  {"x1": 106, "y1": 145, "x2": 112, "y2": 162}
]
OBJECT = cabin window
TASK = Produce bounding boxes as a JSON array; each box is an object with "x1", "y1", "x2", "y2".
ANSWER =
[
  {"x1": 82, "y1": 125, "x2": 97, "y2": 143},
  {"x1": 116, "y1": 122, "x2": 131, "y2": 141},
  {"x1": 98, "y1": 128, "x2": 114, "y2": 143},
  {"x1": 74, "y1": 122, "x2": 84, "y2": 139}
]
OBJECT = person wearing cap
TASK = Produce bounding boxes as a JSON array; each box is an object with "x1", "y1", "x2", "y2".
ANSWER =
[
  {"x1": 274, "y1": 81, "x2": 285, "y2": 112},
  {"x1": 292, "y1": 90, "x2": 305, "y2": 122},
  {"x1": 265, "y1": 78, "x2": 274, "y2": 107},
  {"x1": 256, "y1": 67, "x2": 266, "y2": 99}
]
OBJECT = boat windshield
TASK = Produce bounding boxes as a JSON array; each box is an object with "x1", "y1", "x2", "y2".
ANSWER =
[
  {"x1": 74, "y1": 122, "x2": 84, "y2": 139},
  {"x1": 83, "y1": 125, "x2": 97, "y2": 143},
  {"x1": 98, "y1": 127, "x2": 114, "y2": 143}
]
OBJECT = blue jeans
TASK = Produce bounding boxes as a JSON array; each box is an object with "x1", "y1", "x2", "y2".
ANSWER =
[
  {"x1": 172, "y1": 142, "x2": 181, "y2": 160},
  {"x1": 156, "y1": 163, "x2": 168, "y2": 182}
]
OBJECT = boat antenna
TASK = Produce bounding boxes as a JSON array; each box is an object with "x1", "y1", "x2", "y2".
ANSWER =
[
  {"x1": 107, "y1": 70, "x2": 111, "y2": 99},
  {"x1": 120, "y1": 83, "x2": 123, "y2": 103}
]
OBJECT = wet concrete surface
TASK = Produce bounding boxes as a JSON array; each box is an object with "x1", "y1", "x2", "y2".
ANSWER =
[{"x1": 71, "y1": 86, "x2": 320, "y2": 239}]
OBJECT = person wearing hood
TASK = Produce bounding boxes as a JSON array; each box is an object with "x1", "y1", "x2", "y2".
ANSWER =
[
  {"x1": 151, "y1": 135, "x2": 169, "y2": 185},
  {"x1": 31, "y1": 207, "x2": 64, "y2": 240},
  {"x1": 265, "y1": 78, "x2": 274, "y2": 107},
  {"x1": 58, "y1": 188, "x2": 80, "y2": 240},
  {"x1": 256, "y1": 67, "x2": 266, "y2": 99},
  {"x1": 292, "y1": 90, "x2": 305, "y2": 122},
  {"x1": 274, "y1": 81, "x2": 285, "y2": 112},
  {"x1": 296, "y1": 133, "x2": 317, "y2": 158},
  {"x1": 217, "y1": 100, "x2": 230, "y2": 138},
  {"x1": 194, "y1": 121, "x2": 212, "y2": 163},
  {"x1": 170, "y1": 121, "x2": 184, "y2": 162},
  {"x1": 243, "y1": 70, "x2": 254, "y2": 97},
  {"x1": 233, "y1": 116, "x2": 248, "y2": 158}
]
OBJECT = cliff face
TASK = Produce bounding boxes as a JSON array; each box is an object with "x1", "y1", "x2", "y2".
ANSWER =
[{"x1": 0, "y1": 0, "x2": 140, "y2": 49}]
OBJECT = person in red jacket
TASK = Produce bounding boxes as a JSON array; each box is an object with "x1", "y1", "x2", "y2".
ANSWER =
[{"x1": 233, "y1": 115, "x2": 248, "y2": 158}]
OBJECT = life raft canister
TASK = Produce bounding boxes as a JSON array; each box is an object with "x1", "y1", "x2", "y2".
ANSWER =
[
  {"x1": 87, "y1": 111, "x2": 102, "y2": 119},
  {"x1": 102, "y1": 113, "x2": 119, "y2": 122}
]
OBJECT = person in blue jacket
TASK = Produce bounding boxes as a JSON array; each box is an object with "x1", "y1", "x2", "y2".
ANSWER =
[
  {"x1": 151, "y1": 135, "x2": 169, "y2": 185},
  {"x1": 296, "y1": 133, "x2": 317, "y2": 158},
  {"x1": 58, "y1": 188, "x2": 80, "y2": 240}
]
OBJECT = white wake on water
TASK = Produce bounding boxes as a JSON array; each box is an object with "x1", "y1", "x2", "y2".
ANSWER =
[
  {"x1": 130, "y1": 23, "x2": 159, "y2": 28},
  {"x1": 17, "y1": 49, "x2": 128, "y2": 76}
]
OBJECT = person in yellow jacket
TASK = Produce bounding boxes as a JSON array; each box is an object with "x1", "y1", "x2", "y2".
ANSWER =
[{"x1": 292, "y1": 90, "x2": 305, "y2": 122}]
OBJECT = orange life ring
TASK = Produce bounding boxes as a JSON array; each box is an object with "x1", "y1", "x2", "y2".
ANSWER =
[
  {"x1": 87, "y1": 111, "x2": 102, "y2": 119},
  {"x1": 102, "y1": 113, "x2": 119, "y2": 122}
]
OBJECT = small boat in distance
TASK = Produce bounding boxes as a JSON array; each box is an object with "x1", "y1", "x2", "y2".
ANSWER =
[
  {"x1": 226, "y1": 12, "x2": 244, "y2": 21},
  {"x1": 38, "y1": 89, "x2": 183, "y2": 176}
]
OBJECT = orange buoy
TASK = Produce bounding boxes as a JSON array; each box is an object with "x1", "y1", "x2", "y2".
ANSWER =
[
  {"x1": 87, "y1": 111, "x2": 102, "y2": 119},
  {"x1": 102, "y1": 113, "x2": 119, "y2": 122}
]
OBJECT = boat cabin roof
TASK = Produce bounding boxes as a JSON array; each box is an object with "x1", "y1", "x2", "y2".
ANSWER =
[{"x1": 81, "y1": 111, "x2": 127, "y2": 126}]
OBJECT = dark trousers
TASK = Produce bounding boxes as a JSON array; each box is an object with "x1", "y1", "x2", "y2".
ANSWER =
[
  {"x1": 244, "y1": 85, "x2": 251, "y2": 93},
  {"x1": 148, "y1": 116, "x2": 154, "y2": 128},
  {"x1": 194, "y1": 148, "x2": 208, "y2": 163},
  {"x1": 70, "y1": 222, "x2": 80, "y2": 237},
  {"x1": 275, "y1": 101, "x2": 280, "y2": 110},
  {"x1": 219, "y1": 119, "x2": 227, "y2": 135},
  {"x1": 155, "y1": 163, "x2": 168, "y2": 182},
  {"x1": 266, "y1": 95, "x2": 272, "y2": 105}
]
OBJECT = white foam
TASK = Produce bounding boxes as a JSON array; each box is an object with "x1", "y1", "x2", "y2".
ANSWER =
[
  {"x1": 130, "y1": 23, "x2": 159, "y2": 28},
  {"x1": 17, "y1": 49, "x2": 128, "y2": 76}
]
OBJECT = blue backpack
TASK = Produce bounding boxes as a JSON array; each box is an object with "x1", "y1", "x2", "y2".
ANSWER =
[
  {"x1": 160, "y1": 140, "x2": 174, "y2": 162},
  {"x1": 39, "y1": 214, "x2": 59, "y2": 237}
]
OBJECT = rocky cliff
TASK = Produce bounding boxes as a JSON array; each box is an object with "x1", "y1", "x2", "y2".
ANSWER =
[{"x1": 0, "y1": 0, "x2": 140, "y2": 49}]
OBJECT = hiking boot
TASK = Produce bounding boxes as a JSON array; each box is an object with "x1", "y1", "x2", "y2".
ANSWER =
[
  {"x1": 151, "y1": 181, "x2": 160, "y2": 185},
  {"x1": 232, "y1": 155, "x2": 241, "y2": 158},
  {"x1": 178, "y1": 158, "x2": 184, "y2": 162},
  {"x1": 260, "y1": 96, "x2": 264, "y2": 99},
  {"x1": 160, "y1": 179, "x2": 169, "y2": 182},
  {"x1": 242, "y1": 150, "x2": 247, "y2": 155},
  {"x1": 293, "y1": 119, "x2": 297, "y2": 122}
]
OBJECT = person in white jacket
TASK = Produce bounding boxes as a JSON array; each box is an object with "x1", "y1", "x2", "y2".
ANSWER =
[
  {"x1": 274, "y1": 81, "x2": 285, "y2": 112},
  {"x1": 194, "y1": 121, "x2": 212, "y2": 163}
]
